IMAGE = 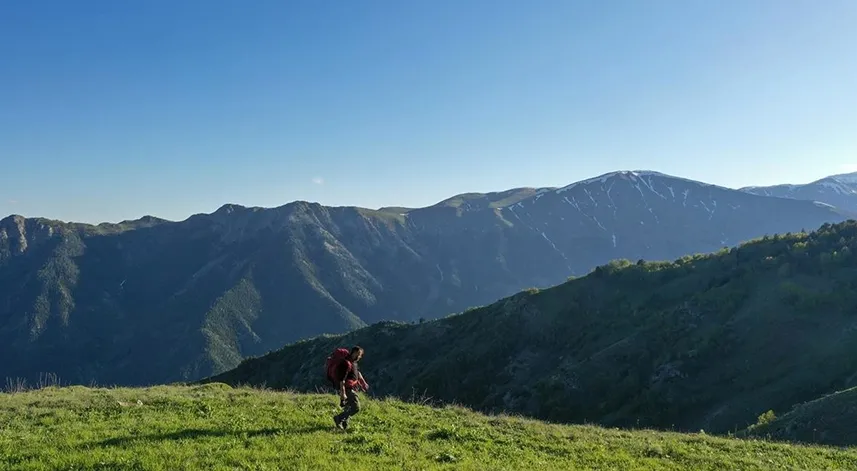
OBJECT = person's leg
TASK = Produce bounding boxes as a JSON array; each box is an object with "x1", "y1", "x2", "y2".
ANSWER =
[
  {"x1": 339, "y1": 389, "x2": 360, "y2": 429},
  {"x1": 333, "y1": 395, "x2": 345, "y2": 428}
]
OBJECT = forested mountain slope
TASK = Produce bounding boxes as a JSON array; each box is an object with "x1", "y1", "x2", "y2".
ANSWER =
[
  {"x1": 210, "y1": 221, "x2": 857, "y2": 438},
  {"x1": 742, "y1": 385, "x2": 857, "y2": 447}
]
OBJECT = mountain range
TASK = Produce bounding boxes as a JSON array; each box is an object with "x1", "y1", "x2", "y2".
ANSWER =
[{"x1": 1, "y1": 170, "x2": 852, "y2": 386}]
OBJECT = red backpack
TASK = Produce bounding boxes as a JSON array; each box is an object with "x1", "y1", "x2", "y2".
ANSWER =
[{"x1": 325, "y1": 348, "x2": 351, "y2": 386}]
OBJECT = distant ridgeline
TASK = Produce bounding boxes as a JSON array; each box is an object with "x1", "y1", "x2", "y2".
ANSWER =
[{"x1": 0, "y1": 170, "x2": 850, "y2": 387}]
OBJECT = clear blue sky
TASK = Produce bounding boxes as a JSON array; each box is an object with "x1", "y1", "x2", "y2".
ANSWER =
[{"x1": 2, "y1": 1, "x2": 856, "y2": 223}]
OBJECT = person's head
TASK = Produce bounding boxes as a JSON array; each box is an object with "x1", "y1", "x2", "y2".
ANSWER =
[{"x1": 349, "y1": 346, "x2": 364, "y2": 362}]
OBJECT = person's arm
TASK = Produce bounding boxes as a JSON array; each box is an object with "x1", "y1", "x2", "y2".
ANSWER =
[
  {"x1": 338, "y1": 362, "x2": 350, "y2": 400},
  {"x1": 357, "y1": 371, "x2": 368, "y2": 391}
]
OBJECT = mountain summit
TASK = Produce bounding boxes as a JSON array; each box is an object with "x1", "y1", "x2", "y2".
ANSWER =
[
  {"x1": 0, "y1": 170, "x2": 847, "y2": 386},
  {"x1": 494, "y1": 170, "x2": 841, "y2": 269}
]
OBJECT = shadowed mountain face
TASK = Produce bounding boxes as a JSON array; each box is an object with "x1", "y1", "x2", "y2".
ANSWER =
[
  {"x1": 0, "y1": 171, "x2": 848, "y2": 386},
  {"x1": 210, "y1": 221, "x2": 857, "y2": 439},
  {"x1": 741, "y1": 172, "x2": 857, "y2": 213}
]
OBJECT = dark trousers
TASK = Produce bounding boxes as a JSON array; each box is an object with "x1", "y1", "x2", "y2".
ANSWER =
[{"x1": 334, "y1": 389, "x2": 360, "y2": 426}]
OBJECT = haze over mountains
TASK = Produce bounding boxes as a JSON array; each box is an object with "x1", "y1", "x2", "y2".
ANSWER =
[{"x1": 0, "y1": 170, "x2": 851, "y2": 386}]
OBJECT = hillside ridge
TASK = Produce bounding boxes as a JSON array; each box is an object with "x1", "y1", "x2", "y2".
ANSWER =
[
  {"x1": 742, "y1": 385, "x2": 857, "y2": 447},
  {"x1": 208, "y1": 220, "x2": 857, "y2": 441}
]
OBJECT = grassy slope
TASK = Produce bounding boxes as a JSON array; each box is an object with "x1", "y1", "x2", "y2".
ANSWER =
[
  {"x1": 1, "y1": 385, "x2": 856, "y2": 471},
  {"x1": 743, "y1": 386, "x2": 857, "y2": 447},
  {"x1": 208, "y1": 221, "x2": 857, "y2": 438}
]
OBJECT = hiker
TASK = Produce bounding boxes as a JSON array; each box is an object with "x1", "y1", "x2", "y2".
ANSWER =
[{"x1": 326, "y1": 346, "x2": 368, "y2": 430}]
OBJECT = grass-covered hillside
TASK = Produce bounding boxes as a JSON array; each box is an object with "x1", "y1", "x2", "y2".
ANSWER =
[
  {"x1": 2, "y1": 384, "x2": 856, "y2": 470},
  {"x1": 210, "y1": 221, "x2": 857, "y2": 440}
]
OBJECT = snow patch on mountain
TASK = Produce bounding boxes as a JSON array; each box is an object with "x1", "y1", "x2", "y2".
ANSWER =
[
  {"x1": 540, "y1": 231, "x2": 567, "y2": 260},
  {"x1": 819, "y1": 180, "x2": 857, "y2": 196}
]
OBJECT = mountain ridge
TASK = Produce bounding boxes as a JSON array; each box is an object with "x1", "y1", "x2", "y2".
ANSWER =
[
  {"x1": 7, "y1": 169, "x2": 855, "y2": 227},
  {"x1": 1, "y1": 170, "x2": 850, "y2": 387},
  {"x1": 741, "y1": 171, "x2": 857, "y2": 213}
]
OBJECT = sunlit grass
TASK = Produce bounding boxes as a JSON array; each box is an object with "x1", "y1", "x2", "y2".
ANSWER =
[{"x1": 1, "y1": 384, "x2": 855, "y2": 470}]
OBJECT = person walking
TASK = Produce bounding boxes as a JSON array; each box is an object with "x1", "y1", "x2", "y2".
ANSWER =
[{"x1": 326, "y1": 346, "x2": 368, "y2": 430}]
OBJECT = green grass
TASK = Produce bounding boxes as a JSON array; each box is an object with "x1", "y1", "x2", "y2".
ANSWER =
[{"x1": 1, "y1": 385, "x2": 856, "y2": 470}]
